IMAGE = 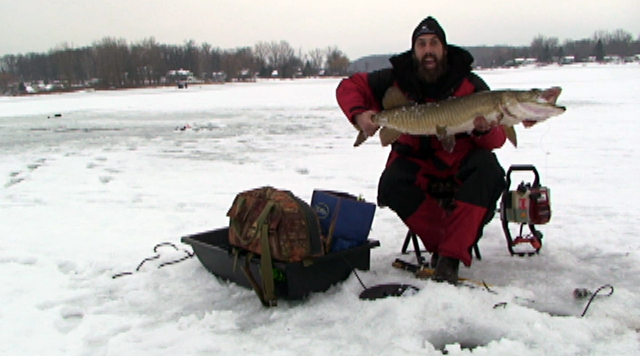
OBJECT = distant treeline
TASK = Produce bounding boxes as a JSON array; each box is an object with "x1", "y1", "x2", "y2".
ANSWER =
[
  {"x1": 350, "y1": 30, "x2": 640, "y2": 71},
  {"x1": 0, "y1": 38, "x2": 350, "y2": 93},
  {"x1": 471, "y1": 30, "x2": 639, "y2": 68},
  {"x1": 1, "y1": 29, "x2": 638, "y2": 94}
]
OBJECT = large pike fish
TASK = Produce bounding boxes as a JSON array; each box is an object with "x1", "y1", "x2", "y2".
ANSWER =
[{"x1": 354, "y1": 86, "x2": 566, "y2": 151}]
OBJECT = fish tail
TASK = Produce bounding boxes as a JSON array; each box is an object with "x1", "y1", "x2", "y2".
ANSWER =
[
  {"x1": 504, "y1": 125, "x2": 517, "y2": 147},
  {"x1": 354, "y1": 131, "x2": 367, "y2": 147}
]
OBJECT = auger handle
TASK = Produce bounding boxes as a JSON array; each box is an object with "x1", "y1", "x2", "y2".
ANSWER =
[{"x1": 505, "y1": 164, "x2": 541, "y2": 189}]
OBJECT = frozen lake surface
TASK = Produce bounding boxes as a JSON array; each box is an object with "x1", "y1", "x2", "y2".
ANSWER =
[{"x1": 1, "y1": 64, "x2": 640, "y2": 355}]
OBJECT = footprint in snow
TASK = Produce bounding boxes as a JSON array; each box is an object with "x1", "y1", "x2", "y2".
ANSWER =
[
  {"x1": 54, "y1": 306, "x2": 85, "y2": 334},
  {"x1": 5, "y1": 176, "x2": 25, "y2": 188},
  {"x1": 99, "y1": 176, "x2": 113, "y2": 184}
]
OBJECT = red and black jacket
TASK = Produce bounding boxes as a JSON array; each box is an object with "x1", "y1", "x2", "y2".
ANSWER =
[{"x1": 336, "y1": 45, "x2": 506, "y2": 173}]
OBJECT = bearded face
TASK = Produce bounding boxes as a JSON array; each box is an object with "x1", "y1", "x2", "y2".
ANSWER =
[{"x1": 413, "y1": 34, "x2": 448, "y2": 83}]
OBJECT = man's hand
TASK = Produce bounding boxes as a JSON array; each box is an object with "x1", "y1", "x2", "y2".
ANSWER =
[
  {"x1": 473, "y1": 116, "x2": 496, "y2": 133},
  {"x1": 355, "y1": 110, "x2": 380, "y2": 138}
]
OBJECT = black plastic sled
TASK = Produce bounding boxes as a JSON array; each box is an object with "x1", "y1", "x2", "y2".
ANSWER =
[{"x1": 181, "y1": 228, "x2": 380, "y2": 300}]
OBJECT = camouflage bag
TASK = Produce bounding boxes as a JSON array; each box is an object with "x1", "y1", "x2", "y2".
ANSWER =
[{"x1": 227, "y1": 186, "x2": 324, "y2": 306}]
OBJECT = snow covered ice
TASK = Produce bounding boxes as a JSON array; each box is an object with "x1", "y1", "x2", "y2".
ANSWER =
[{"x1": 1, "y1": 64, "x2": 640, "y2": 355}]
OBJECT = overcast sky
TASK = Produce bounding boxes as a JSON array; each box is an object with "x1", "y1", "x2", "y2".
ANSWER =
[{"x1": 2, "y1": 0, "x2": 639, "y2": 60}]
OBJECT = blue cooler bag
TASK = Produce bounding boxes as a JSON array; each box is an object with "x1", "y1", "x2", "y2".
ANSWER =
[{"x1": 311, "y1": 190, "x2": 376, "y2": 252}]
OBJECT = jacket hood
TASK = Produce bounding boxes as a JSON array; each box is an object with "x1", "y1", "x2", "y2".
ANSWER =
[{"x1": 389, "y1": 45, "x2": 475, "y2": 101}]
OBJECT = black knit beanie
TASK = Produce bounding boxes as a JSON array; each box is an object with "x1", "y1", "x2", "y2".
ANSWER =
[{"x1": 412, "y1": 16, "x2": 447, "y2": 49}]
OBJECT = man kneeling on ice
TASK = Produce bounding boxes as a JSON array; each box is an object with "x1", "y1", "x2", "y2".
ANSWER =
[{"x1": 336, "y1": 16, "x2": 510, "y2": 284}]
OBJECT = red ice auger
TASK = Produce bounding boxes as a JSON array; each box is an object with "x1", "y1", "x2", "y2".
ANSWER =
[{"x1": 500, "y1": 165, "x2": 551, "y2": 256}]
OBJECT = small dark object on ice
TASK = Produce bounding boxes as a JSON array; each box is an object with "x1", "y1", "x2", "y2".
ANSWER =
[{"x1": 359, "y1": 283, "x2": 419, "y2": 300}]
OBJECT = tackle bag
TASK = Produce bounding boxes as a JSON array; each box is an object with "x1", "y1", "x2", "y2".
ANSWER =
[
  {"x1": 226, "y1": 186, "x2": 324, "y2": 306},
  {"x1": 311, "y1": 190, "x2": 376, "y2": 252}
]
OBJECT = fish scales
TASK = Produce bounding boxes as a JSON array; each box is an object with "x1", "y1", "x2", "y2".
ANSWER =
[
  {"x1": 376, "y1": 91, "x2": 503, "y2": 135},
  {"x1": 353, "y1": 86, "x2": 565, "y2": 149}
]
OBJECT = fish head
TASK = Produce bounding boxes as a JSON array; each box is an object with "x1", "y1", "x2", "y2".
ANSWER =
[{"x1": 502, "y1": 87, "x2": 566, "y2": 124}]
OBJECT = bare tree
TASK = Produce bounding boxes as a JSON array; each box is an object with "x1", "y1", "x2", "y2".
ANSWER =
[
  {"x1": 608, "y1": 29, "x2": 633, "y2": 56},
  {"x1": 50, "y1": 43, "x2": 77, "y2": 87},
  {"x1": 220, "y1": 47, "x2": 257, "y2": 81},
  {"x1": 142, "y1": 37, "x2": 164, "y2": 85},
  {"x1": 325, "y1": 46, "x2": 349, "y2": 76},
  {"x1": 200, "y1": 43, "x2": 213, "y2": 80},
  {"x1": 562, "y1": 38, "x2": 595, "y2": 61},
  {"x1": 592, "y1": 30, "x2": 610, "y2": 43},
  {"x1": 530, "y1": 35, "x2": 559, "y2": 63},
  {"x1": 252, "y1": 41, "x2": 301, "y2": 78},
  {"x1": 254, "y1": 41, "x2": 271, "y2": 76},
  {"x1": 94, "y1": 37, "x2": 129, "y2": 88},
  {"x1": 78, "y1": 47, "x2": 97, "y2": 85},
  {"x1": 0, "y1": 70, "x2": 18, "y2": 93},
  {"x1": 183, "y1": 40, "x2": 200, "y2": 77},
  {"x1": 307, "y1": 48, "x2": 325, "y2": 75}
]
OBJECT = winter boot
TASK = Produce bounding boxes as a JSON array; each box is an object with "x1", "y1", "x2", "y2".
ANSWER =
[
  {"x1": 430, "y1": 253, "x2": 439, "y2": 268},
  {"x1": 433, "y1": 256, "x2": 460, "y2": 285}
]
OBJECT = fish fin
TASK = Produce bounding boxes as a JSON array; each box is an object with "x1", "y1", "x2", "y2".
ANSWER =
[
  {"x1": 354, "y1": 131, "x2": 367, "y2": 147},
  {"x1": 504, "y1": 125, "x2": 517, "y2": 147},
  {"x1": 436, "y1": 125, "x2": 456, "y2": 152},
  {"x1": 436, "y1": 125, "x2": 448, "y2": 140},
  {"x1": 382, "y1": 86, "x2": 411, "y2": 109},
  {"x1": 541, "y1": 87, "x2": 562, "y2": 105},
  {"x1": 441, "y1": 135, "x2": 456, "y2": 153},
  {"x1": 379, "y1": 127, "x2": 402, "y2": 146}
]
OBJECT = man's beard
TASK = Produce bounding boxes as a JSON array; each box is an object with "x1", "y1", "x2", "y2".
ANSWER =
[{"x1": 414, "y1": 52, "x2": 448, "y2": 83}]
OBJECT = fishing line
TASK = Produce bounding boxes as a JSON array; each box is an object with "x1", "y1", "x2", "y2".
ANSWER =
[
  {"x1": 494, "y1": 284, "x2": 614, "y2": 317},
  {"x1": 538, "y1": 121, "x2": 552, "y2": 180},
  {"x1": 339, "y1": 255, "x2": 368, "y2": 290},
  {"x1": 112, "y1": 242, "x2": 194, "y2": 279},
  {"x1": 535, "y1": 121, "x2": 553, "y2": 304},
  {"x1": 576, "y1": 284, "x2": 615, "y2": 317}
]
